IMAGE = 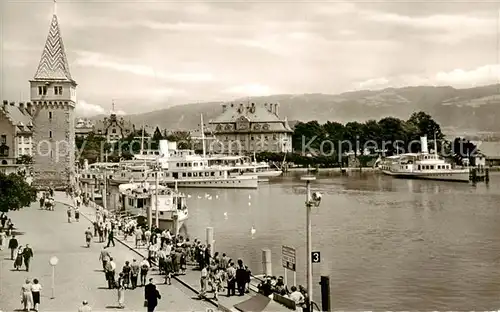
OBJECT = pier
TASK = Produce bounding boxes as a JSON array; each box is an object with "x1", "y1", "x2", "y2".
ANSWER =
[
  {"x1": 469, "y1": 167, "x2": 490, "y2": 184},
  {"x1": 72, "y1": 188, "x2": 314, "y2": 311}
]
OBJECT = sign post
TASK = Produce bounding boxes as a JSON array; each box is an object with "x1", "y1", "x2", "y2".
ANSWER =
[
  {"x1": 312, "y1": 251, "x2": 321, "y2": 263},
  {"x1": 49, "y1": 256, "x2": 58, "y2": 299},
  {"x1": 282, "y1": 245, "x2": 296, "y2": 286}
]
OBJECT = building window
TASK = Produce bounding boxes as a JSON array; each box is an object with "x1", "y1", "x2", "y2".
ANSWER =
[
  {"x1": 38, "y1": 86, "x2": 47, "y2": 95},
  {"x1": 112, "y1": 128, "x2": 117, "y2": 134},
  {"x1": 49, "y1": 131, "x2": 52, "y2": 138},
  {"x1": 54, "y1": 86, "x2": 63, "y2": 95},
  {"x1": 0, "y1": 135, "x2": 6, "y2": 144},
  {"x1": 48, "y1": 111, "x2": 52, "y2": 119}
]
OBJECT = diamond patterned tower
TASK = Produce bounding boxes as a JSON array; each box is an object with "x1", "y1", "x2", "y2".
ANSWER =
[{"x1": 30, "y1": 0, "x2": 77, "y2": 188}]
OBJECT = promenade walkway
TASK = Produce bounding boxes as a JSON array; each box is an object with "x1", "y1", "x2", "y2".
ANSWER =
[
  {"x1": 0, "y1": 194, "x2": 213, "y2": 312},
  {"x1": 55, "y1": 192, "x2": 292, "y2": 312}
]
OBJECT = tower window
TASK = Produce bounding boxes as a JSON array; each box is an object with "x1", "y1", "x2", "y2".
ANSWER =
[
  {"x1": 1, "y1": 135, "x2": 6, "y2": 144},
  {"x1": 54, "y1": 86, "x2": 63, "y2": 95},
  {"x1": 38, "y1": 86, "x2": 47, "y2": 95},
  {"x1": 49, "y1": 131, "x2": 52, "y2": 138},
  {"x1": 48, "y1": 112, "x2": 52, "y2": 119}
]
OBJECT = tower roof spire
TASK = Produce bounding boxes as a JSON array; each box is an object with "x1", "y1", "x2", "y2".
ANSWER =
[{"x1": 33, "y1": 0, "x2": 73, "y2": 82}]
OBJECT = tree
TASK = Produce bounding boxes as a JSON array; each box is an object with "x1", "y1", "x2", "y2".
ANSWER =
[
  {"x1": 292, "y1": 121, "x2": 325, "y2": 154},
  {"x1": 407, "y1": 111, "x2": 444, "y2": 140},
  {"x1": 152, "y1": 126, "x2": 163, "y2": 141},
  {"x1": 452, "y1": 137, "x2": 478, "y2": 165},
  {"x1": 344, "y1": 121, "x2": 364, "y2": 155},
  {"x1": 0, "y1": 172, "x2": 37, "y2": 212},
  {"x1": 378, "y1": 117, "x2": 408, "y2": 155},
  {"x1": 166, "y1": 131, "x2": 191, "y2": 149}
]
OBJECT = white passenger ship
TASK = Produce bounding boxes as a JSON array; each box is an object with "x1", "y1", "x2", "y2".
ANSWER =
[
  {"x1": 377, "y1": 136, "x2": 470, "y2": 182},
  {"x1": 207, "y1": 155, "x2": 282, "y2": 179},
  {"x1": 118, "y1": 182, "x2": 188, "y2": 234},
  {"x1": 110, "y1": 141, "x2": 258, "y2": 189}
]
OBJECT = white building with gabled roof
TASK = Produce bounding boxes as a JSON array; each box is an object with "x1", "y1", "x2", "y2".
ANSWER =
[{"x1": 207, "y1": 102, "x2": 293, "y2": 154}]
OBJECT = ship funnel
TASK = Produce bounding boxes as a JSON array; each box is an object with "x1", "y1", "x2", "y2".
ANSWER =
[
  {"x1": 159, "y1": 140, "x2": 169, "y2": 158},
  {"x1": 420, "y1": 136, "x2": 429, "y2": 154},
  {"x1": 168, "y1": 141, "x2": 177, "y2": 151}
]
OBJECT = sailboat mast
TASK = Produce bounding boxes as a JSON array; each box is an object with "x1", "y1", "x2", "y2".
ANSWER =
[{"x1": 201, "y1": 114, "x2": 206, "y2": 158}]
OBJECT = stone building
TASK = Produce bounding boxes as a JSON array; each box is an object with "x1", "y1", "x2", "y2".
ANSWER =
[
  {"x1": 0, "y1": 101, "x2": 34, "y2": 174},
  {"x1": 94, "y1": 112, "x2": 134, "y2": 143},
  {"x1": 207, "y1": 102, "x2": 293, "y2": 154},
  {"x1": 75, "y1": 118, "x2": 94, "y2": 138},
  {"x1": 30, "y1": 3, "x2": 76, "y2": 187}
]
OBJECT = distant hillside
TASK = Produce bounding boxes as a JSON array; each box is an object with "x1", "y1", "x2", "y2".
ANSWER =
[{"x1": 86, "y1": 84, "x2": 500, "y2": 133}]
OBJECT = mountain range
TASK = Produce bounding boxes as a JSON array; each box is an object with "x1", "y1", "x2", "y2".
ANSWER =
[{"x1": 86, "y1": 84, "x2": 500, "y2": 134}]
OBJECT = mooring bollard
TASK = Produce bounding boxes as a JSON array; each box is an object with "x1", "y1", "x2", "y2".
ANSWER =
[
  {"x1": 320, "y1": 276, "x2": 331, "y2": 312},
  {"x1": 261, "y1": 248, "x2": 272, "y2": 276},
  {"x1": 206, "y1": 227, "x2": 214, "y2": 257}
]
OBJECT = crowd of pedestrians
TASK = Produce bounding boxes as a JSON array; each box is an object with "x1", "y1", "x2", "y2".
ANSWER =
[{"x1": 1, "y1": 212, "x2": 39, "y2": 311}]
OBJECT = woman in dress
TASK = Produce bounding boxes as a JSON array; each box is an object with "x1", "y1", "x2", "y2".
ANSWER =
[
  {"x1": 31, "y1": 278, "x2": 42, "y2": 311},
  {"x1": 116, "y1": 273, "x2": 125, "y2": 309},
  {"x1": 20, "y1": 278, "x2": 33, "y2": 311},
  {"x1": 14, "y1": 246, "x2": 24, "y2": 270}
]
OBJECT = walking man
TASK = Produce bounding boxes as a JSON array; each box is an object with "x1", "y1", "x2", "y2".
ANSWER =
[
  {"x1": 130, "y1": 259, "x2": 140, "y2": 289},
  {"x1": 144, "y1": 278, "x2": 161, "y2": 312},
  {"x1": 99, "y1": 247, "x2": 111, "y2": 271},
  {"x1": 8, "y1": 235, "x2": 19, "y2": 260},
  {"x1": 23, "y1": 244, "x2": 34, "y2": 272},
  {"x1": 106, "y1": 228, "x2": 115, "y2": 248},
  {"x1": 140, "y1": 258, "x2": 150, "y2": 286},
  {"x1": 85, "y1": 227, "x2": 93, "y2": 248}
]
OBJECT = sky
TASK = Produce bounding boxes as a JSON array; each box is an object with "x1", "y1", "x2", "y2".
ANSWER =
[{"x1": 0, "y1": 0, "x2": 499, "y2": 116}]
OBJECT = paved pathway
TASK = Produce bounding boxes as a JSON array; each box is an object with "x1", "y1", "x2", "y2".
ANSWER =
[
  {"x1": 52, "y1": 192, "x2": 290, "y2": 312},
  {"x1": 0, "y1": 194, "x2": 214, "y2": 312}
]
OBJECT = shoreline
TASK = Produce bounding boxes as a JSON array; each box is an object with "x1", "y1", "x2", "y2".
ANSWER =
[{"x1": 285, "y1": 166, "x2": 500, "y2": 173}]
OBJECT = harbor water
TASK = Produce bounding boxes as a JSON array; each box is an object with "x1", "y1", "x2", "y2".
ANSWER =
[{"x1": 109, "y1": 172, "x2": 500, "y2": 310}]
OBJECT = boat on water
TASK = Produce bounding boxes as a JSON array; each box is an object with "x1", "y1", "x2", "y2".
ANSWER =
[
  {"x1": 207, "y1": 154, "x2": 282, "y2": 179},
  {"x1": 118, "y1": 182, "x2": 188, "y2": 234},
  {"x1": 376, "y1": 136, "x2": 471, "y2": 183},
  {"x1": 110, "y1": 141, "x2": 258, "y2": 189}
]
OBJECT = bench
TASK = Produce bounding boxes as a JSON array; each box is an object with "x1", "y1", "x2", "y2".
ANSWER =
[{"x1": 272, "y1": 293, "x2": 297, "y2": 310}]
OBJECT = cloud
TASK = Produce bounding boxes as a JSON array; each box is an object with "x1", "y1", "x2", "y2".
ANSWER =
[
  {"x1": 223, "y1": 84, "x2": 273, "y2": 96},
  {"x1": 68, "y1": 17, "x2": 236, "y2": 33},
  {"x1": 76, "y1": 100, "x2": 106, "y2": 117},
  {"x1": 361, "y1": 11, "x2": 496, "y2": 43},
  {"x1": 354, "y1": 64, "x2": 500, "y2": 90},
  {"x1": 74, "y1": 51, "x2": 214, "y2": 82}
]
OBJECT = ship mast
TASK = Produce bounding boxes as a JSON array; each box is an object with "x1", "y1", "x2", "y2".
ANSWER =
[
  {"x1": 200, "y1": 114, "x2": 206, "y2": 158},
  {"x1": 434, "y1": 132, "x2": 438, "y2": 156}
]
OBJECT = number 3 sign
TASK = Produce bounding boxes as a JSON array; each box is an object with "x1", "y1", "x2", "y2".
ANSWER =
[{"x1": 312, "y1": 251, "x2": 321, "y2": 263}]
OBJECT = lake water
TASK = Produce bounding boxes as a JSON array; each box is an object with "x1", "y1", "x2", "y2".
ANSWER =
[{"x1": 111, "y1": 172, "x2": 500, "y2": 310}]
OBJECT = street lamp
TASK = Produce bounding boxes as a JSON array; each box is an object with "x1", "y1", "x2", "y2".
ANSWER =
[
  {"x1": 300, "y1": 175, "x2": 321, "y2": 311},
  {"x1": 49, "y1": 256, "x2": 58, "y2": 299}
]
